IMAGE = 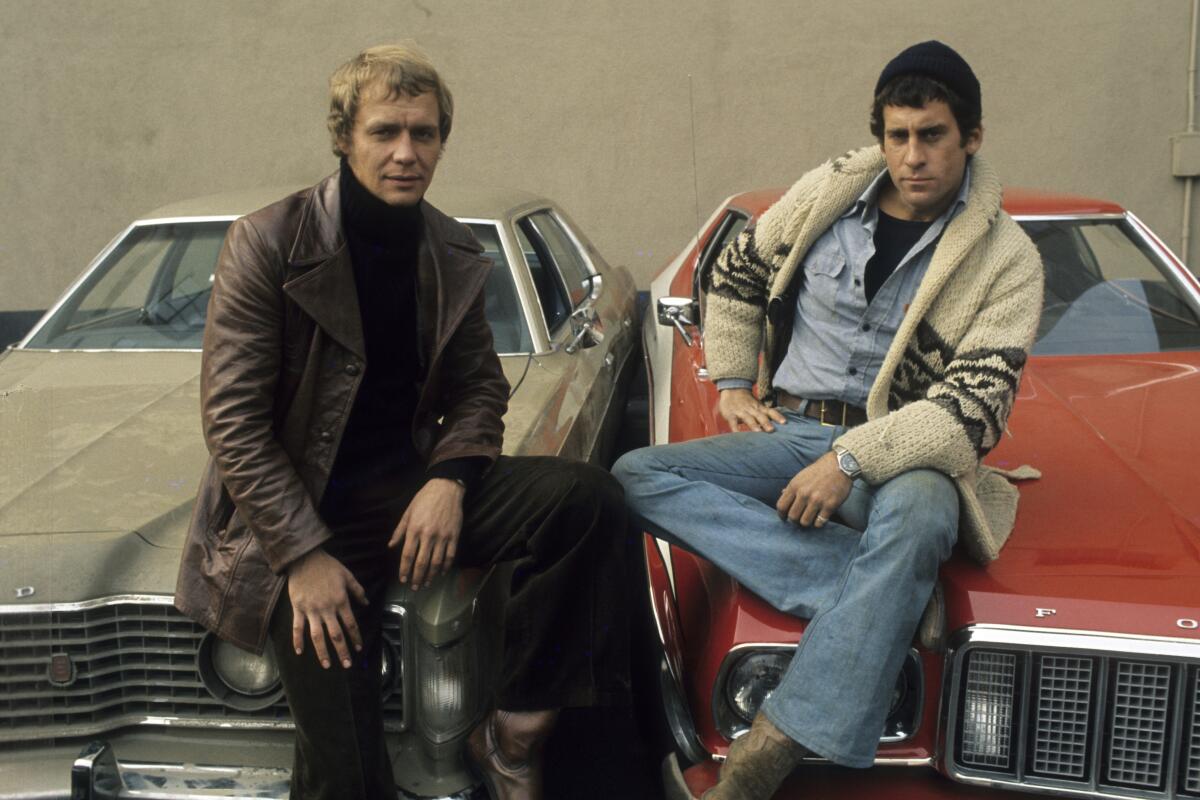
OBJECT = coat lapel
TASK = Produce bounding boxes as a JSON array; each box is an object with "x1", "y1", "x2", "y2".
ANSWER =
[
  {"x1": 281, "y1": 174, "x2": 366, "y2": 360},
  {"x1": 419, "y1": 203, "x2": 492, "y2": 365},
  {"x1": 276, "y1": 171, "x2": 490, "y2": 367}
]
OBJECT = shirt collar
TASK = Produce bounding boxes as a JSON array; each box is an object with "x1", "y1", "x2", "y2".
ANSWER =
[{"x1": 843, "y1": 161, "x2": 973, "y2": 232}]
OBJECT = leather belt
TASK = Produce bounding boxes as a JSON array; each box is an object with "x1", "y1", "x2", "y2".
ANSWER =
[{"x1": 775, "y1": 390, "x2": 868, "y2": 428}]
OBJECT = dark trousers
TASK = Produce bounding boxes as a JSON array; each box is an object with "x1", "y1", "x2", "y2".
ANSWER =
[{"x1": 268, "y1": 456, "x2": 629, "y2": 800}]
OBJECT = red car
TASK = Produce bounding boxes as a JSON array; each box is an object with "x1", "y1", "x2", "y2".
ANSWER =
[{"x1": 639, "y1": 186, "x2": 1200, "y2": 800}]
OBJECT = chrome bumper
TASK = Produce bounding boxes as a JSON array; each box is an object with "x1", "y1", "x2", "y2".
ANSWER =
[
  {"x1": 69, "y1": 740, "x2": 484, "y2": 800},
  {"x1": 71, "y1": 741, "x2": 290, "y2": 799}
]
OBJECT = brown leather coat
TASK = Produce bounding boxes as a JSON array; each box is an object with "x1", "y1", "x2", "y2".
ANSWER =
[{"x1": 174, "y1": 172, "x2": 509, "y2": 653}]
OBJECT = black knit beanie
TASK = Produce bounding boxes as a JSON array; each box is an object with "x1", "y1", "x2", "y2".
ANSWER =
[{"x1": 875, "y1": 41, "x2": 980, "y2": 119}]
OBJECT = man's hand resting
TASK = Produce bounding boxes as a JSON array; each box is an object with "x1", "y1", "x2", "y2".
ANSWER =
[
  {"x1": 777, "y1": 451, "x2": 853, "y2": 528},
  {"x1": 389, "y1": 477, "x2": 466, "y2": 591},
  {"x1": 718, "y1": 387, "x2": 787, "y2": 432},
  {"x1": 286, "y1": 547, "x2": 368, "y2": 669}
]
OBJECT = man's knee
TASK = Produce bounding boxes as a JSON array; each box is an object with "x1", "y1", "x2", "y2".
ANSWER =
[
  {"x1": 612, "y1": 446, "x2": 655, "y2": 486},
  {"x1": 536, "y1": 458, "x2": 625, "y2": 517},
  {"x1": 875, "y1": 469, "x2": 959, "y2": 555}
]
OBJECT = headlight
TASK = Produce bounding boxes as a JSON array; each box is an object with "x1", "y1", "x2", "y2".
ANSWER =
[
  {"x1": 959, "y1": 650, "x2": 1017, "y2": 768},
  {"x1": 726, "y1": 652, "x2": 790, "y2": 723},
  {"x1": 715, "y1": 647, "x2": 923, "y2": 742},
  {"x1": 213, "y1": 640, "x2": 279, "y2": 695},
  {"x1": 197, "y1": 634, "x2": 284, "y2": 711}
]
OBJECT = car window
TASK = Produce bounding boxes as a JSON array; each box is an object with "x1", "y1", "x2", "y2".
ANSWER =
[
  {"x1": 26, "y1": 219, "x2": 536, "y2": 354},
  {"x1": 524, "y1": 211, "x2": 594, "y2": 308},
  {"x1": 516, "y1": 215, "x2": 572, "y2": 333},
  {"x1": 26, "y1": 221, "x2": 231, "y2": 349},
  {"x1": 1022, "y1": 218, "x2": 1200, "y2": 355},
  {"x1": 694, "y1": 211, "x2": 750, "y2": 329},
  {"x1": 466, "y1": 222, "x2": 533, "y2": 354}
]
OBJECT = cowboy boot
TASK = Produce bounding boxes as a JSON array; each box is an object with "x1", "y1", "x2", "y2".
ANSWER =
[
  {"x1": 701, "y1": 712, "x2": 808, "y2": 800},
  {"x1": 466, "y1": 708, "x2": 559, "y2": 800}
]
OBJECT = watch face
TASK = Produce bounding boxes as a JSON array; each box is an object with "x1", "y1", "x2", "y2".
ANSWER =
[{"x1": 838, "y1": 450, "x2": 861, "y2": 475}]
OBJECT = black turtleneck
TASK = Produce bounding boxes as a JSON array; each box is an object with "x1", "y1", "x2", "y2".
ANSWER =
[{"x1": 321, "y1": 164, "x2": 426, "y2": 520}]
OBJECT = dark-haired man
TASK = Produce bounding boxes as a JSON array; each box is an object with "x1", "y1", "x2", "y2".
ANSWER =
[
  {"x1": 176, "y1": 44, "x2": 627, "y2": 800},
  {"x1": 614, "y1": 41, "x2": 1042, "y2": 799}
]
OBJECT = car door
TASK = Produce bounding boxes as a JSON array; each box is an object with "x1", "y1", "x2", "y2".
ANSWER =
[
  {"x1": 668, "y1": 209, "x2": 750, "y2": 443},
  {"x1": 514, "y1": 208, "x2": 623, "y2": 463}
]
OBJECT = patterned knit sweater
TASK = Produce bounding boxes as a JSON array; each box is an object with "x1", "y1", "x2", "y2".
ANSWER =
[{"x1": 706, "y1": 146, "x2": 1043, "y2": 564}]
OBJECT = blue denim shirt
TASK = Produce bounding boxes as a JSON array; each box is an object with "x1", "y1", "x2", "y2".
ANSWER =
[{"x1": 716, "y1": 166, "x2": 971, "y2": 406}]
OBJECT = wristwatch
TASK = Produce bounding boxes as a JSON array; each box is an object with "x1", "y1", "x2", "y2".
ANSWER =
[{"x1": 832, "y1": 445, "x2": 862, "y2": 480}]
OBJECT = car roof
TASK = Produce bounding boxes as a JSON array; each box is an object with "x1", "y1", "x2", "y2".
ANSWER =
[
  {"x1": 722, "y1": 185, "x2": 1127, "y2": 219},
  {"x1": 1001, "y1": 188, "x2": 1125, "y2": 216},
  {"x1": 136, "y1": 182, "x2": 551, "y2": 223}
]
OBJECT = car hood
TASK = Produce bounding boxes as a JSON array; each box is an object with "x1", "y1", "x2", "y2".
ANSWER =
[
  {"x1": 0, "y1": 350, "x2": 206, "y2": 544},
  {"x1": 0, "y1": 350, "x2": 546, "y2": 545},
  {"x1": 946, "y1": 351, "x2": 1200, "y2": 637}
]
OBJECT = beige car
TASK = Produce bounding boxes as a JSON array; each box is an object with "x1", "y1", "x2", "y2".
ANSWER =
[{"x1": 0, "y1": 185, "x2": 639, "y2": 799}]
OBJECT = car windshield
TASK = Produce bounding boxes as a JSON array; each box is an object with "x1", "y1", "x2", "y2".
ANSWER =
[
  {"x1": 24, "y1": 220, "x2": 532, "y2": 353},
  {"x1": 1021, "y1": 218, "x2": 1200, "y2": 355}
]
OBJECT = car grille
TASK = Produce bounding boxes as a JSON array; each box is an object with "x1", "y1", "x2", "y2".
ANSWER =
[
  {"x1": 948, "y1": 631, "x2": 1200, "y2": 800},
  {"x1": 0, "y1": 597, "x2": 405, "y2": 742}
]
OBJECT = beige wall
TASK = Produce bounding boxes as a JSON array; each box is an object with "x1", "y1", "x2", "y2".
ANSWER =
[{"x1": 1, "y1": 0, "x2": 1195, "y2": 313}]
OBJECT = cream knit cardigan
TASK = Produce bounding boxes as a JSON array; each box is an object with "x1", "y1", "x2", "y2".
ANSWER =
[{"x1": 706, "y1": 146, "x2": 1043, "y2": 564}]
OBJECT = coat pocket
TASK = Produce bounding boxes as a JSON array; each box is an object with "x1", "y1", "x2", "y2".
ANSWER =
[{"x1": 205, "y1": 493, "x2": 238, "y2": 541}]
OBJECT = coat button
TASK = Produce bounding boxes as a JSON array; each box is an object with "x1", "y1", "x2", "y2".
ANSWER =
[
  {"x1": 319, "y1": 430, "x2": 333, "y2": 443},
  {"x1": 345, "y1": 363, "x2": 361, "y2": 376}
]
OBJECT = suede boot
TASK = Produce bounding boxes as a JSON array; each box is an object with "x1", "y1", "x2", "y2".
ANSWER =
[
  {"x1": 466, "y1": 708, "x2": 559, "y2": 800},
  {"x1": 701, "y1": 712, "x2": 808, "y2": 800}
]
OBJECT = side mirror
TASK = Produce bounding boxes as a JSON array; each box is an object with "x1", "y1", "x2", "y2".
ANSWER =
[{"x1": 657, "y1": 296, "x2": 698, "y2": 347}]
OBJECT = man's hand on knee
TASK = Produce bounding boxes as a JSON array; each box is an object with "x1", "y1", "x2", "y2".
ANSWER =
[
  {"x1": 389, "y1": 477, "x2": 466, "y2": 591},
  {"x1": 777, "y1": 451, "x2": 853, "y2": 528},
  {"x1": 719, "y1": 388, "x2": 787, "y2": 432},
  {"x1": 285, "y1": 547, "x2": 368, "y2": 669}
]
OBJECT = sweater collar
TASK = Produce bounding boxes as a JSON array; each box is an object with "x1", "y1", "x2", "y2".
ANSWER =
[{"x1": 338, "y1": 159, "x2": 423, "y2": 246}]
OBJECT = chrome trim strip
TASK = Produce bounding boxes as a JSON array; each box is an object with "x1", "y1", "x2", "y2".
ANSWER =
[
  {"x1": 641, "y1": 538, "x2": 671, "y2": 664},
  {"x1": 15, "y1": 348, "x2": 203, "y2": 353},
  {"x1": 874, "y1": 757, "x2": 936, "y2": 767},
  {"x1": 461, "y1": 217, "x2": 549, "y2": 356},
  {"x1": 134, "y1": 215, "x2": 242, "y2": 224},
  {"x1": 1010, "y1": 212, "x2": 1125, "y2": 222},
  {"x1": 1127, "y1": 209, "x2": 1200, "y2": 306},
  {"x1": 0, "y1": 593, "x2": 175, "y2": 614},
  {"x1": 954, "y1": 623, "x2": 1200, "y2": 657},
  {"x1": 949, "y1": 772, "x2": 1181, "y2": 800}
]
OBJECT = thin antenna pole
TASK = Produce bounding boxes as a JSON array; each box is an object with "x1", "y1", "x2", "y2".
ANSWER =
[{"x1": 688, "y1": 74, "x2": 702, "y2": 242}]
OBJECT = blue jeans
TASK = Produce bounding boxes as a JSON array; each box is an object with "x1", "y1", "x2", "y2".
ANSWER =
[{"x1": 612, "y1": 411, "x2": 958, "y2": 767}]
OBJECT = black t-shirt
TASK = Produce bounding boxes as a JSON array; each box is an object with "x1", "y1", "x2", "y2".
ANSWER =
[{"x1": 864, "y1": 210, "x2": 932, "y2": 304}]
